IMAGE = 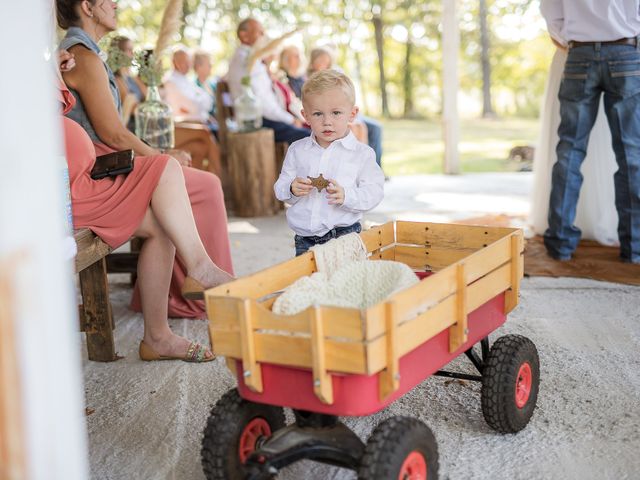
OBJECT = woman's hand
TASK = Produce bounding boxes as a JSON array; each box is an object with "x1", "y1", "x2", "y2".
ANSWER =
[
  {"x1": 57, "y1": 49, "x2": 76, "y2": 72},
  {"x1": 166, "y1": 149, "x2": 192, "y2": 167},
  {"x1": 290, "y1": 177, "x2": 313, "y2": 197},
  {"x1": 326, "y1": 180, "x2": 345, "y2": 205}
]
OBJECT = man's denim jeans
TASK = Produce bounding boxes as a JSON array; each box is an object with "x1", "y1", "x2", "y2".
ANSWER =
[
  {"x1": 544, "y1": 42, "x2": 640, "y2": 262},
  {"x1": 294, "y1": 222, "x2": 362, "y2": 256}
]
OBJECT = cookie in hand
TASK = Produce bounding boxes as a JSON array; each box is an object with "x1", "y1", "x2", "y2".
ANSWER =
[{"x1": 307, "y1": 173, "x2": 330, "y2": 192}]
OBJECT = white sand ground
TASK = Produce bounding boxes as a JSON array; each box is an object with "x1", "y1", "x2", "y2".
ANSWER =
[{"x1": 82, "y1": 174, "x2": 640, "y2": 479}]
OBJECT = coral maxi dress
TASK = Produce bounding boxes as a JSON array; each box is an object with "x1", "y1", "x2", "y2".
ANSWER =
[{"x1": 59, "y1": 81, "x2": 233, "y2": 318}]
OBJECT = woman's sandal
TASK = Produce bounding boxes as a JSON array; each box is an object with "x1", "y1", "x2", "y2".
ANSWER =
[
  {"x1": 181, "y1": 276, "x2": 205, "y2": 301},
  {"x1": 139, "y1": 340, "x2": 215, "y2": 363}
]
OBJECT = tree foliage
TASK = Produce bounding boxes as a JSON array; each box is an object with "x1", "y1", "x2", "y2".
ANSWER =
[{"x1": 115, "y1": 0, "x2": 550, "y2": 118}]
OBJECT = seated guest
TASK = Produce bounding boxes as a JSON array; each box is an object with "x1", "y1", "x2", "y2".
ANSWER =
[
  {"x1": 263, "y1": 54, "x2": 305, "y2": 124},
  {"x1": 109, "y1": 35, "x2": 146, "y2": 130},
  {"x1": 193, "y1": 50, "x2": 217, "y2": 116},
  {"x1": 279, "y1": 45, "x2": 305, "y2": 98},
  {"x1": 162, "y1": 47, "x2": 222, "y2": 173},
  {"x1": 56, "y1": 0, "x2": 233, "y2": 320},
  {"x1": 307, "y1": 46, "x2": 384, "y2": 169},
  {"x1": 56, "y1": 50, "x2": 230, "y2": 362},
  {"x1": 307, "y1": 47, "x2": 334, "y2": 77},
  {"x1": 163, "y1": 47, "x2": 214, "y2": 124},
  {"x1": 225, "y1": 18, "x2": 310, "y2": 144}
]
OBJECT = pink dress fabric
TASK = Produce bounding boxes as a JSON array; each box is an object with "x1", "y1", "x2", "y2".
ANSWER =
[
  {"x1": 93, "y1": 142, "x2": 235, "y2": 319},
  {"x1": 59, "y1": 81, "x2": 234, "y2": 319}
]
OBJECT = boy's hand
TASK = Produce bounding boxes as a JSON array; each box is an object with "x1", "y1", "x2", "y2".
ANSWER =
[
  {"x1": 326, "y1": 180, "x2": 345, "y2": 205},
  {"x1": 291, "y1": 177, "x2": 313, "y2": 197}
]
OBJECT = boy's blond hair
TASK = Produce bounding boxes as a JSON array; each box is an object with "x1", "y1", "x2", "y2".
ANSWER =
[{"x1": 302, "y1": 70, "x2": 356, "y2": 106}]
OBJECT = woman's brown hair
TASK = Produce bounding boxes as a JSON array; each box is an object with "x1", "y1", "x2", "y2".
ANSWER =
[{"x1": 56, "y1": 0, "x2": 95, "y2": 30}]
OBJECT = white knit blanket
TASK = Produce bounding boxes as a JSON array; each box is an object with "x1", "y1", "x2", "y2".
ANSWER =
[
  {"x1": 310, "y1": 232, "x2": 367, "y2": 277},
  {"x1": 272, "y1": 259, "x2": 419, "y2": 315}
]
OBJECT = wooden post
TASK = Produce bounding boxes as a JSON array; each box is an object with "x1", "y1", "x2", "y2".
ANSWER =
[
  {"x1": 0, "y1": 257, "x2": 26, "y2": 480},
  {"x1": 442, "y1": 0, "x2": 460, "y2": 174},
  {"x1": 449, "y1": 262, "x2": 468, "y2": 352},
  {"x1": 79, "y1": 258, "x2": 117, "y2": 362},
  {"x1": 227, "y1": 129, "x2": 280, "y2": 217},
  {"x1": 238, "y1": 300, "x2": 263, "y2": 392},
  {"x1": 379, "y1": 302, "x2": 400, "y2": 401},
  {"x1": 310, "y1": 307, "x2": 333, "y2": 404}
]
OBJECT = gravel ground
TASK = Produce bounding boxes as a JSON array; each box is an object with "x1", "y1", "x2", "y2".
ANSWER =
[{"x1": 83, "y1": 177, "x2": 640, "y2": 479}]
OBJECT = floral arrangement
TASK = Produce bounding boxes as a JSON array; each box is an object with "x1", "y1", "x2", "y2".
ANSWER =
[{"x1": 134, "y1": 50, "x2": 164, "y2": 87}]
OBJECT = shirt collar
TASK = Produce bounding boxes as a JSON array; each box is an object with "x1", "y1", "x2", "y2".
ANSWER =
[{"x1": 304, "y1": 130, "x2": 358, "y2": 151}]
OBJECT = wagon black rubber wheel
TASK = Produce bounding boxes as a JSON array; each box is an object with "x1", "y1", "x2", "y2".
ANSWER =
[
  {"x1": 481, "y1": 334, "x2": 540, "y2": 433},
  {"x1": 201, "y1": 388, "x2": 285, "y2": 480},
  {"x1": 358, "y1": 416, "x2": 439, "y2": 480}
]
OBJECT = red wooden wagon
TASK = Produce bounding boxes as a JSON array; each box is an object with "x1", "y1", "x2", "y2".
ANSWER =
[{"x1": 201, "y1": 221, "x2": 539, "y2": 479}]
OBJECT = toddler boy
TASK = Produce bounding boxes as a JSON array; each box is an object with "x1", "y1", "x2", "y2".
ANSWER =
[{"x1": 274, "y1": 70, "x2": 385, "y2": 256}]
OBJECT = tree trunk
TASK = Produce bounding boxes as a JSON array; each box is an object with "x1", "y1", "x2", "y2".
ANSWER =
[
  {"x1": 403, "y1": 37, "x2": 414, "y2": 117},
  {"x1": 354, "y1": 49, "x2": 369, "y2": 113},
  {"x1": 479, "y1": 0, "x2": 495, "y2": 118},
  {"x1": 372, "y1": 12, "x2": 390, "y2": 117}
]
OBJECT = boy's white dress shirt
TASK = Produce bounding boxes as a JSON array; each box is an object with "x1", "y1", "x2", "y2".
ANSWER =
[{"x1": 274, "y1": 132, "x2": 385, "y2": 237}]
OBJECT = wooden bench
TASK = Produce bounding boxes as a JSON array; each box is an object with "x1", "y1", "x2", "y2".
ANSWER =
[{"x1": 74, "y1": 228, "x2": 118, "y2": 362}]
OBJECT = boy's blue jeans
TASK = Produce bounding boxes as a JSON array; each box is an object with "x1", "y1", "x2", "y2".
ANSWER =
[
  {"x1": 294, "y1": 222, "x2": 362, "y2": 257},
  {"x1": 544, "y1": 42, "x2": 640, "y2": 263}
]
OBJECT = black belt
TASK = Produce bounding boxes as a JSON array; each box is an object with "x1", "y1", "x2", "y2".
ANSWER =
[{"x1": 569, "y1": 37, "x2": 637, "y2": 48}]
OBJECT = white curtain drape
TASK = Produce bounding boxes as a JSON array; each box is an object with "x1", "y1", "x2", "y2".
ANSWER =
[{"x1": 0, "y1": 1, "x2": 88, "y2": 478}]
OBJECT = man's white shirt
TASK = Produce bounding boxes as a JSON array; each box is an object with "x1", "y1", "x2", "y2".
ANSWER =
[
  {"x1": 226, "y1": 44, "x2": 296, "y2": 124},
  {"x1": 541, "y1": 0, "x2": 640, "y2": 46},
  {"x1": 274, "y1": 132, "x2": 385, "y2": 237},
  {"x1": 162, "y1": 70, "x2": 213, "y2": 122}
]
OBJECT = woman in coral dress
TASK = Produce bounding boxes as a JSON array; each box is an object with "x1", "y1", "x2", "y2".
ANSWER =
[
  {"x1": 55, "y1": 0, "x2": 234, "y2": 320},
  {"x1": 57, "y1": 69, "x2": 232, "y2": 361}
]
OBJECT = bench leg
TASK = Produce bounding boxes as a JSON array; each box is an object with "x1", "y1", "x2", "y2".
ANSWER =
[{"x1": 79, "y1": 258, "x2": 117, "y2": 362}]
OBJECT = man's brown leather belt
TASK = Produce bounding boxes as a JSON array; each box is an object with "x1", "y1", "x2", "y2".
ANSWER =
[{"x1": 569, "y1": 37, "x2": 637, "y2": 48}]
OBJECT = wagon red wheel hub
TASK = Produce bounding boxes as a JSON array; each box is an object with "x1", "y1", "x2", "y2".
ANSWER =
[
  {"x1": 515, "y1": 362, "x2": 532, "y2": 408},
  {"x1": 398, "y1": 450, "x2": 427, "y2": 480},
  {"x1": 238, "y1": 417, "x2": 271, "y2": 463}
]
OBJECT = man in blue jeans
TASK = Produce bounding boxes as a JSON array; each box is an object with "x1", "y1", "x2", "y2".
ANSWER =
[{"x1": 541, "y1": 0, "x2": 640, "y2": 263}]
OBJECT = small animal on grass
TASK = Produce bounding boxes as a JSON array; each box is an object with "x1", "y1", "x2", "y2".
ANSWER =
[
  {"x1": 508, "y1": 145, "x2": 534, "y2": 163},
  {"x1": 508, "y1": 145, "x2": 534, "y2": 171}
]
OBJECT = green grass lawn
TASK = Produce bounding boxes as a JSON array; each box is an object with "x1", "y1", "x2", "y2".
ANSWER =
[{"x1": 378, "y1": 117, "x2": 539, "y2": 176}]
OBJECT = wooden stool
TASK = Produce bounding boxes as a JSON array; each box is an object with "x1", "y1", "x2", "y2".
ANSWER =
[{"x1": 227, "y1": 128, "x2": 280, "y2": 217}]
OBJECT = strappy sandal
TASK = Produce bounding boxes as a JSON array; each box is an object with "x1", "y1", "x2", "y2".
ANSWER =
[{"x1": 139, "y1": 340, "x2": 215, "y2": 363}]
